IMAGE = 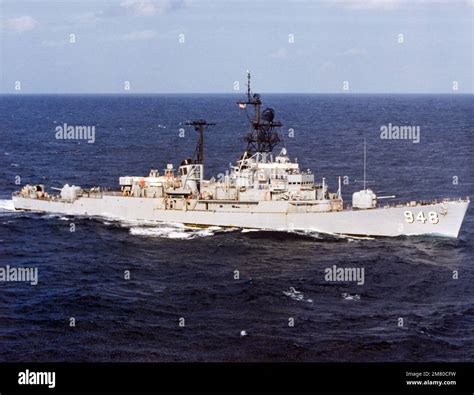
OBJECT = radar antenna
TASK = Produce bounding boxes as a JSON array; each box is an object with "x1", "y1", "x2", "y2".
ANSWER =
[
  {"x1": 237, "y1": 71, "x2": 282, "y2": 154},
  {"x1": 355, "y1": 139, "x2": 375, "y2": 187}
]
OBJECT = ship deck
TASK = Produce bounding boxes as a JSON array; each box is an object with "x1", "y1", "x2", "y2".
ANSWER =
[{"x1": 12, "y1": 190, "x2": 469, "y2": 210}]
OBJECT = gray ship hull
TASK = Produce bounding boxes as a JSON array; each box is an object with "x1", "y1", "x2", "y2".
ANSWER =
[{"x1": 12, "y1": 195, "x2": 469, "y2": 238}]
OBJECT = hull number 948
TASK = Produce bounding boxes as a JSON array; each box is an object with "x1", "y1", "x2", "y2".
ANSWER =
[{"x1": 404, "y1": 211, "x2": 439, "y2": 224}]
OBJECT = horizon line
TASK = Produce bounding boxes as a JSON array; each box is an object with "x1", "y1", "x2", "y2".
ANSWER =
[{"x1": 1, "y1": 92, "x2": 472, "y2": 95}]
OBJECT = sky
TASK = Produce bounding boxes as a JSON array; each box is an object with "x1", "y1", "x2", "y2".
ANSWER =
[{"x1": 0, "y1": 0, "x2": 472, "y2": 93}]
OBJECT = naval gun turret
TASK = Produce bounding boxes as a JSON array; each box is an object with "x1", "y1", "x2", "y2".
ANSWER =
[{"x1": 352, "y1": 189, "x2": 377, "y2": 209}]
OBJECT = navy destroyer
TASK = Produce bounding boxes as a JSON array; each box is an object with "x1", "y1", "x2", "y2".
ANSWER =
[{"x1": 12, "y1": 73, "x2": 469, "y2": 238}]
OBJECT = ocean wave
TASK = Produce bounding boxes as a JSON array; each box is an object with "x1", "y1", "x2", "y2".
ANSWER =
[
  {"x1": 290, "y1": 229, "x2": 374, "y2": 241},
  {"x1": 283, "y1": 287, "x2": 313, "y2": 303},
  {"x1": 241, "y1": 227, "x2": 371, "y2": 241},
  {"x1": 128, "y1": 224, "x2": 229, "y2": 239},
  {"x1": 241, "y1": 228, "x2": 259, "y2": 233},
  {"x1": 342, "y1": 293, "x2": 360, "y2": 301}
]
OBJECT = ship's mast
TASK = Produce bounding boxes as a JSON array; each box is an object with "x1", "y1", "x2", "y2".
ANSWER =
[
  {"x1": 186, "y1": 119, "x2": 215, "y2": 164},
  {"x1": 363, "y1": 139, "x2": 367, "y2": 190},
  {"x1": 237, "y1": 71, "x2": 282, "y2": 155}
]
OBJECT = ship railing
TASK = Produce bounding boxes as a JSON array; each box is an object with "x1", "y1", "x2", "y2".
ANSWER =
[{"x1": 345, "y1": 196, "x2": 469, "y2": 210}]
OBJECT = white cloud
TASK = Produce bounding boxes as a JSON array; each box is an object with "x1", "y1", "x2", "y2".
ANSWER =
[
  {"x1": 41, "y1": 39, "x2": 68, "y2": 47},
  {"x1": 73, "y1": 11, "x2": 103, "y2": 24},
  {"x1": 6, "y1": 16, "x2": 38, "y2": 33},
  {"x1": 120, "y1": 0, "x2": 185, "y2": 16},
  {"x1": 270, "y1": 47, "x2": 289, "y2": 59},
  {"x1": 122, "y1": 30, "x2": 158, "y2": 40},
  {"x1": 332, "y1": 0, "x2": 402, "y2": 10},
  {"x1": 320, "y1": 61, "x2": 335, "y2": 72},
  {"x1": 326, "y1": 0, "x2": 473, "y2": 10},
  {"x1": 341, "y1": 47, "x2": 368, "y2": 56}
]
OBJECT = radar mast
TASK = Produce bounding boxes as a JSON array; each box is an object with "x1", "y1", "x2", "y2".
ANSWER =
[
  {"x1": 237, "y1": 72, "x2": 282, "y2": 155},
  {"x1": 186, "y1": 119, "x2": 215, "y2": 165}
]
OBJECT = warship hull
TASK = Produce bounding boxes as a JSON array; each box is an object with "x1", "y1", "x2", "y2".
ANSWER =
[{"x1": 12, "y1": 195, "x2": 469, "y2": 238}]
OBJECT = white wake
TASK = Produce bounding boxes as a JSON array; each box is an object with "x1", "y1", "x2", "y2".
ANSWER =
[{"x1": 128, "y1": 224, "x2": 232, "y2": 239}]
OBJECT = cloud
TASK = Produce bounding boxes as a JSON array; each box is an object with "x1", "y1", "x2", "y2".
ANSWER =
[
  {"x1": 120, "y1": 0, "x2": 186, "y2": 16},
  {"x1": 325, "y1": 0, "x2": 473, "y2": 10},
  {"x1": 41, "y1": 39, "x2": 68, "y2": 47},
  {"x1": 270, "y1": 47, "x2": 289, "y2": 59},
  {"x1": 122, "y1": 30, "x2": 158, "y2": 40},
  {"x1": 6, "y1": 16, "x2": 38, "y2": 32},
  {"x1": 340, "y1": 47, "x2": 368, "y2": 56},
  {"x1": 320, "y1": 61, "x2": 335, "y2": 72},
  {"x1": 330, "y1": 0, "x2": 402, "y2": 10},
  {"x1": 73, "y1": 11, "x2": 103, "y2": 24}
]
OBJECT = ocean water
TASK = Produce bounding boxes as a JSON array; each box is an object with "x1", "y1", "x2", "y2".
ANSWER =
[{"x1": 0, "y1": 94, "x2": 472, "y2": 362}]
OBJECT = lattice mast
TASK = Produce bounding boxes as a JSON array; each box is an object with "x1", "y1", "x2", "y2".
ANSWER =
[
  {"x1": 186, "y1": 119, "x2": 215, "y2": 164},
  {"x1": 237, "y1": 72, "x2": 282, "y2": 154}
]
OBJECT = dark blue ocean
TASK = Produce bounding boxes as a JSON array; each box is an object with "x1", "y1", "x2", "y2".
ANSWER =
[{"x1": 0, "y1": 94, "x2": 472, "y2": 362}]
